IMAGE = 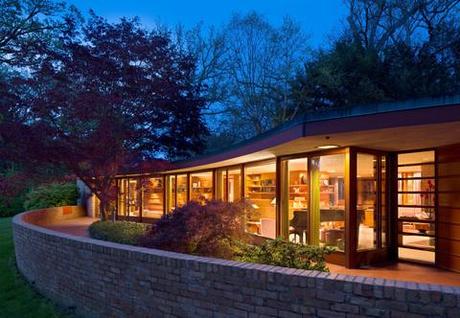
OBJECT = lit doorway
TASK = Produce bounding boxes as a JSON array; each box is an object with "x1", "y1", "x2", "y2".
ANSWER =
[{"x1": 397, "y1": 151, "x2": 436, "y2": 264}]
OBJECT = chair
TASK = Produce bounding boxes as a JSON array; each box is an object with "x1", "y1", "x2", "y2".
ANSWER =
[
  {"x1": 289, "y1": 210, "x2": 308, "y2": 244},
  {"x1": 260, "y1": 218, "x2": 276, "y2": 239}
]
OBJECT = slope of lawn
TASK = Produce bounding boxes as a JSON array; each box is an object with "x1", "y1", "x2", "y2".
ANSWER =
[{"x1": 0, "y1": 217, "x2": 73, "y2": 318}]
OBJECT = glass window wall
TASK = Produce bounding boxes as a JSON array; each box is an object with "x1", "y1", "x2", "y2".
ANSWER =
[
  {"x1": 176, "y1": 174, "x2": 188, "y2": 207},
  {"x1": 215, "y1": 168, "x2": 227, "y2": 201},
  {"x1": 142, "y1": 177, "x2": 164, "y2": 219},
  {"x1": 245, "y1": 160, "x2": 277, "y2": 239},
  {"x1": 228, "y1": 168, "x2": 242, "y2": 202},
  {"x1": 190, "y1": 171, "x2": 213, "y2": 204},
  {"x1": 397, "y1": 151, "x2": 436, "y2": 264},
  {"x1": 117, "y1": 179, "x2": 127, "y2": 216},
  {"x1": 127, "y1": 179, "x2": 140, "y2": 217},
  {"x1": 166, "y1": 175, "x2": 176, "y2": 212},
  {"x1": 281, "y1": 158, "x2": 309, "y2": 244},
  {"x1": 357, "y1": 154, "x2": 377, "y2": 250},
  {"x1": 311, "y1": 154, "x2": 346, "y2": 251}
]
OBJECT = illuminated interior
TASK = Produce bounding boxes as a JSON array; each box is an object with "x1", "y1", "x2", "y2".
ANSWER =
[
  {"x1": 281, "y1": 158, "x2": 309, "y2": 244},
  {"x1": 311, "y1": 154, "x2": 346, "y2": 251},
  {"x1": 117, "y1": 178, "x2": 141, "y2": 218},
  {"x1": 176, "y1": 174, "x2": 188, "y2": 207},
  {"x1": 190, "y1": 171, "x2": 213, "y2": 204},
  {"x1": 397, "y1": 151, "x2": 436, "y2": 264},
  {"x1": 228, "y1": 168, "x2": 241, "y2": 202},
  {"x1": 113, "y1": 148, "x2": 439, "y2": 268},
  {"x1": 215, "y1": 168, "x2": 227, "y2": 200},
  {"x1": 141, "y1": 178, "x2": 164, "y2": 219},
  {"x1": 245, "y1": 160, "x2": 277, "y2": 239},
  {"x1": 215, "y1": 167, "x2": 242, "y2": 202},
  {"x1": 356, "y1": 154, "x2": 377, "y2": 251},
  {"x1": 166, "y1": 175, "x2": 176, "y2": 212}
]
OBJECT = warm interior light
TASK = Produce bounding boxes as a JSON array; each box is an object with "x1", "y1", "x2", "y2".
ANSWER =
[{"x1": 316, "y1": 144, "x2": 340, "y2": 149}]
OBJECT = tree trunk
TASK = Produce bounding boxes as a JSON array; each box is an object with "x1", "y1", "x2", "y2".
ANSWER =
[{"x1": 99, "y1": 198, "x2": 107, "y2": 221}]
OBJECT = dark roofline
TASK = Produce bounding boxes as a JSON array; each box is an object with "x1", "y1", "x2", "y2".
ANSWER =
[{"x1": 174, "y1": 94, "x2": 460, "y2": 167}]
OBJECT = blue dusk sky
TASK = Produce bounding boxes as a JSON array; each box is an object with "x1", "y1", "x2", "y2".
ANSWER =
[{"x1": 67, "y1": 0, "x2": 348, "y2": 47}]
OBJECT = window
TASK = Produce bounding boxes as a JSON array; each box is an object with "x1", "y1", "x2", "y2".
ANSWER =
[
  {"x1": 142, "y1": 177, "x2": 164, "y2": 219},
  {"x1": 397, "y1": 151, "x2": 436, "y2": 264},
  {"x1": 117, "y1": 179, "x2": 127, "y2": 216},
  {"x1": 228, "y1": 168, "x2": 242, "y2": 202},
  {"x1": 381, "y1": 157, "x2": 387, "y2": 248},
  {"x1": 127, "y1": 179, "x2": 140, "y2": 217},
  {"x1": 357, "y1": 154, "x2": 377, "y2": 250},
  {"x1": 245, "y1": 160, "x2": 277, "y2": 239},
  {"x1": 215, "y1": 168, "x2": 227, "y2": 201},
  {"x1": 190, "y1": 171, "x2": 213, "y2": 204},
  {"x1": 215, "y1": 167, "x2": 242, "y2": 202},
  {"x1": 176, "y1": 174, "x2": 188, "y2": 207},
  {"x1": 166, "y1": 175, "x2": 176, "y2": 212},
  {"x1": 281, "y1": 158, "x2": 309, "y2": 244},
  {"x1": 311, "y1": 154, "x2": 345, "y2": 251}
]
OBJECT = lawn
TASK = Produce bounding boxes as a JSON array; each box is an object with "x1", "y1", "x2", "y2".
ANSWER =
[{"x1": 0, "y1": 217, "x2": 73, "y2": 318}]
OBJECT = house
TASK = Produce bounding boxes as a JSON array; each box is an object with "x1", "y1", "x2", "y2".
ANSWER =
[{"x1": 83, "y1": 95, "x2": 460, "y2": 271}]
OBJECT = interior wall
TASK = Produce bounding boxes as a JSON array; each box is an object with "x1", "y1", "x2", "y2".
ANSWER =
[{"x1": 437, "y1": 143, "x2": 460, "y2": 272}]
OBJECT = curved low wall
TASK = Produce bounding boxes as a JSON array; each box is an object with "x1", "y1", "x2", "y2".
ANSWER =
[
  {"x1": 21, "y1": 205, "x2": 85, "y2": 225},
  {"x1": 13, "y1": 210, "x2": 460, "y2": 318}
]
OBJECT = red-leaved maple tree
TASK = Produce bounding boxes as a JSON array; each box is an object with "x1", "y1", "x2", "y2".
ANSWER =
[{"x1": 3, "y1": 14, "x2": 208, "y2": 219}]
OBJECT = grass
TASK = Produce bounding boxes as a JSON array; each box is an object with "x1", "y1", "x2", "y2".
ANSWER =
[{"x1": 0, "y1": 217, "x2": 74, "y2": 318}]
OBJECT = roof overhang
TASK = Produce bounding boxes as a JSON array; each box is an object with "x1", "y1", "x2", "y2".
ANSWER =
[{"x1": 167, "y1": 100, "x2": 460, "y2": 173}]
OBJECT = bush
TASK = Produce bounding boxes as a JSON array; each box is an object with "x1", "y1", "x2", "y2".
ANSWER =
[
  {"x1": 23, "y1": 182, "x2": 79, "y2": 211},
  {"x1": 139, "y1": 200, "x2": 252, "y2": 259},
  {"x1": 0, "y1": 191, "x2": 28, "y2": 217},
  {"x1": 89, "y1": 221, "x2": 150, "y2": 245},
  {"x1": 237, "y1": 238, "x2": 334, "y2": 272}
]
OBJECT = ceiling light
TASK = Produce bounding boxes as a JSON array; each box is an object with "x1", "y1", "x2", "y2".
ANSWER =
[{"x1": 316, "y1": 144, "x2": 340, "y2": 149}]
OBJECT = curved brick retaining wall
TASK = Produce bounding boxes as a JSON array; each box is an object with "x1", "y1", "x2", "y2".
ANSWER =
[{"x1": 13, "y1": 210, "x2": 460, "y2": 318}]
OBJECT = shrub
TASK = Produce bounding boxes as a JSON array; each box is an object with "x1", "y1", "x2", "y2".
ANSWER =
[
  {"x1": 139, "y1": 200, "x2": 252, "y2": 259},
  {"x1": 23, "y1": 182, "x2": 79, "y2": 211},
  {"x1": 89, "y1": 221, "x2": 150, "y2": 245},
  {"x1": 237, "y1": 238, "x2": 334, "y2": 272}
]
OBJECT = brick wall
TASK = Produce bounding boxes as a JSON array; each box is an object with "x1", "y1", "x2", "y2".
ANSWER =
[
  {"x1": 21, "y1": 205, "x2": 85, "y2": 225},
  {"x1": 13, "y1": 210, "x2": 460, "y2": 318}
]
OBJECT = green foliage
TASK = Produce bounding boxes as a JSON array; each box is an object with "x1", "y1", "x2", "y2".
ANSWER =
[
  {"x1": 237, "y1": 238, "x2": 334, "y2": 272},
  {"x1": 292, "y1": 38, "x2": 460, "y2": 113},
  {"x1": 23, "y1": 183, "x2": 79, "y2": 211},
  {"x1": 0, "y1": 217, "x2": 75, "y2": 317},
  {"x1": 89, "y1": 221, "x2": 150, "y2": 245},
  {"x1": 0, "y1": 191, "x2": 28, "y2": 217}
]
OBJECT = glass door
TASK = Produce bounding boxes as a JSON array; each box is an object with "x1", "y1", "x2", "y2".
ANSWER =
[
  {"x1": 350, "y1": 150, "x2": 388, "y2": 268},
  {"x1": 397, "y1": 151, "x2": 436, "y2": 264},
  {"x1": 280, "y1": 153, "x2": 346, "y2": 253},
  {"x1": 356, "y1": 153, "x2": 378, "y2": 251},
  {"x1": 280, "y1": 158, "x2": 309, "y2": 243},
  {"x1": 311, "y1": 154, "x2": 346, "y2": 252},
  {"x1": 127, "y1": 178, "x2": 140, "y2": 219}
]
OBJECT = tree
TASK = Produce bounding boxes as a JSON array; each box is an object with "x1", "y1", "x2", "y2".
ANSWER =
[
  {"x1": 291, "y1": 38, "x2": 459, "y2": 112},
  {"x1": 291, "y1": 40, "x2": 386, "y2": 112},
  {"x1": 290, "y1": 1, "x2": 460, "y2": 113},
  {"x1": 222, "y1": 13, "x2": 309, "y2": 138},
  {"x1": 6, "y1": 14, "x2": 208, "y2": 219},
  {"x1": 0, "y1": 0, "x2": 79, "y2": 67},
  {"x1": 345, "y1": 0, "x2": 460, "y2": 51},
  {"x1": 179, "y1": 12, "x2": 310, "y2": 141}
]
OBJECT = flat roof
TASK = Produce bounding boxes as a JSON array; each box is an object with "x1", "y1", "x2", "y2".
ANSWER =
[{"x1": 170, "y1": 95, "x2": 460, "y2": 172}]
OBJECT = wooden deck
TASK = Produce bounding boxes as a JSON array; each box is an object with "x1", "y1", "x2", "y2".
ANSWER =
[
  {"x1": 43, "y1": 217, "x2": 96, "y2": 237},
  {"x1": 329, "y1": 262, "x2": 460, "y2": 287}
]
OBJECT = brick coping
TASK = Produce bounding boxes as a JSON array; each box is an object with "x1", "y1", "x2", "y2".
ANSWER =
[{"x1": 13, "y1": 210, "x2": 460, "y2": 296}]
